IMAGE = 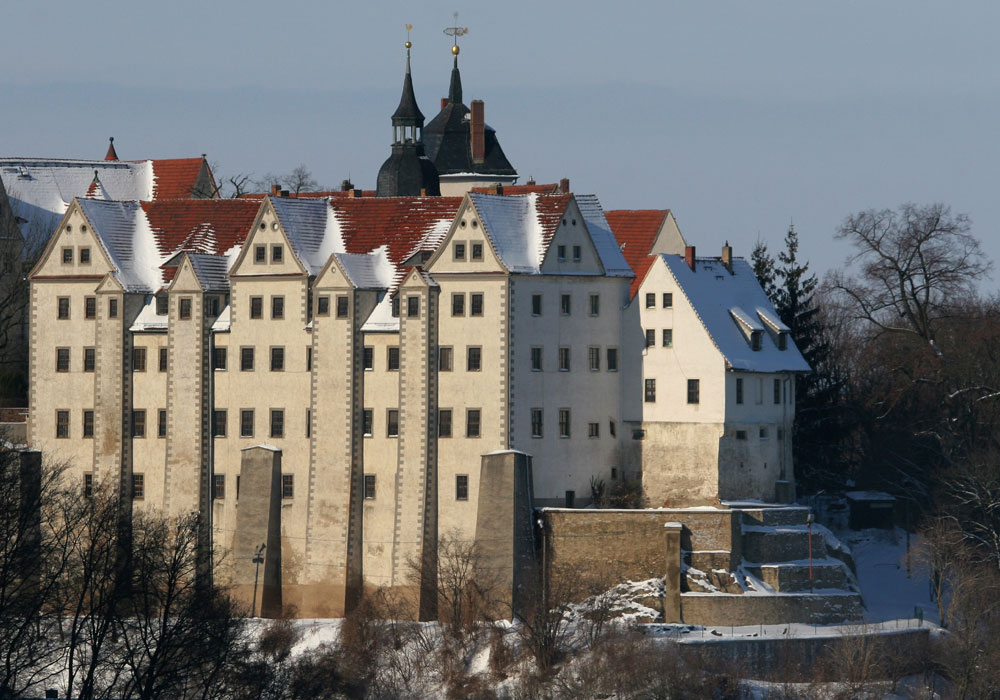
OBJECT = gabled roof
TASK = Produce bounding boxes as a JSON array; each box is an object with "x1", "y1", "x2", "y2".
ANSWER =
[
  {"x1": 605, "y1": 209, "x2": 670, "y2": 297},
  {"x1": 661, "y1": 255, "x2": 811, "y2": 373},
  {"x1": 574, "y1": 195, "x2": 633, "y2": 278},
  {"x1": 186, "y1": 253, "x2": 231, "y2": 292},
  {"x1": 149, "y1": 158, "x2": 213, "y2": 199},
  {"x1": 333, "y1": 250, "x2": 394, "y2": 289}
]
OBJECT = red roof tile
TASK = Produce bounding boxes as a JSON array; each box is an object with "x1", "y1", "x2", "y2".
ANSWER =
[
  {"x1": 470, "y1": 183, "x2": 562, "y2": 195},
  {"x1": 534, "y1": 193, "x2": 573, "y2": 253},
  {"x1": 239, "y1": 190, "x2": 378, "y2": 200},
  {"x1": 104, "y1": 137, "x2": 119, "y2": 161},
  {"x1": 148, "y1": 158, "x2": 211, "y2": 199},
  {"x1": 140, "y1": 199, "x2": 260, "y2": 259},
  {"x1": 605, "y1": 210, "x2": 669, "y2": 297}
]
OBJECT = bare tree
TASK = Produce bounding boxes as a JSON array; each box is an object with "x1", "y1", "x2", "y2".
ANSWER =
[{"x1": 833, "y1": 203, "x2": 990, "y2": 353}]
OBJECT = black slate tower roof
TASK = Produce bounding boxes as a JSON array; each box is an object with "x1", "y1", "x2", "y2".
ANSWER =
[
  {"x1": 423, "y1": 54, "x2": 517, "y2": 178},
  {"x1": 376, "y1": 45, "x2": 441, "y2": 198}
]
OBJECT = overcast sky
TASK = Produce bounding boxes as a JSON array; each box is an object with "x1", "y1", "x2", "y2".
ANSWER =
[{"x1": 3, "y1": 1, "x2": 998, "y2": 279}]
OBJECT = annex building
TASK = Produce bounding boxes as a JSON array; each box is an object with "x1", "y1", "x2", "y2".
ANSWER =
[{"x1": 24, "y1": 44, "x2": 810, "y2": 618}]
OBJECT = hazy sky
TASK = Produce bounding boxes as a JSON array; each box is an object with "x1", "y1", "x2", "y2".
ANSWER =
[{"x1": 3, "y1": 1, "x2": 998, "y2": 279}]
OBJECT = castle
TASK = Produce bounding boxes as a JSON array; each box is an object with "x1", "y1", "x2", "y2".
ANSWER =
[{"x1": 21, "y1": 40, "x2": 809, "y2": 618}]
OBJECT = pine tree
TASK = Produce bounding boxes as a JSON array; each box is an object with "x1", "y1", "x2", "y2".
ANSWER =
[{"x1": 750, "y1": 239, "x2": 777, "y2": 301}]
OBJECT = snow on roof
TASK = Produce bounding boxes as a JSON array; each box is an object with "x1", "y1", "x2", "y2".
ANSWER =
[
  {"x1": 729, "y1": 305, "x2": 764, "y2": 332},
  {"x1": 574, "y1": 194, "x2": 633, "y2": 278},
  {"x1": 334, "y1": 248, "x2": 394, "y2": 289},
  {"x1": 360, "y1": 292, "x2": 399, "y2": 332},
  {"x1": 76, "y1": 199, "x2": 163, "y2": 291},
  {"x1": 755, "y1": 306, "x2": 790, "y2": 334},
  {"x1": 270, "y1": 196, "x2": 340, "y2": 275},
  {"x1": 211, "y1": 304, "x2": 231, "y2": 332},
  {"x1": 468, "y1": 192, "x2": 540, "y2": 273},
  {"x1": 662, "y1": 255, "x2": 811, "y2": 373},
  {"x1": 130, "y1": 295, "x2": 167, "y2": 332}
]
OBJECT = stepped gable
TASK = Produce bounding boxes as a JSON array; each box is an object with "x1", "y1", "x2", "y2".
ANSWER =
[{"x1": 605, "y1": 209, "x2": 670, "y2": 297}]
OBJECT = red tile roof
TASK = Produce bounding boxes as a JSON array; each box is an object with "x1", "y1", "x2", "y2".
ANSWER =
[
  {"x1": 605, "y1": 210, "x2": 669, "y2": 297},
  {"x1": 148, "y1": 158, "x2": 211, "y2": 199},
  {"x1": 470, "y1": 183, "x2": 562, "y2": 195},
  {"x1": 534, "y1": 193, "x2": 573, "y2": 253},
  {"x1": 105, "y1": 137, "x2": 119, "y2": 161},
  {"x1": 331, "y1": 196, "x2": 464, "y2": 270},
  {"x1": 239, "y1": 190, "x2": 378, "y2": 200},
  {"x1": 140, "y1": 199, "x2": 260, "y2": 259}
]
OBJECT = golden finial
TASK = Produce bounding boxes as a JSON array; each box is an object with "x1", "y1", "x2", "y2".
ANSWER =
[
  {"x1": 444, "y1": 11, "x2": 468, "y2": 55},
  {"x1": 405, "y1": 23, "x2": 412, "y2": 49}
]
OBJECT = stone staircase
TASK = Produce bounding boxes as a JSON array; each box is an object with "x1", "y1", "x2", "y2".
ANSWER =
[{"x1": 680, "y1": 506, "x2": 865, "y2": 625}]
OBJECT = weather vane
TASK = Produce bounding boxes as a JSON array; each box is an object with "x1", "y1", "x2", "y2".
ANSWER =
[
  {"x1": 405, "y1": 23, "x2": 413, "y2": 50},
  {"x1": 444, "y1": 11, "x2": 468, "y2": 55}
]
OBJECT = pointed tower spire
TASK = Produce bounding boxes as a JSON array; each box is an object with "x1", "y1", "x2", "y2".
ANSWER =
[
  {"x1": 444, "y1": 12, "x2": 467, "y2": 105},
  {"x1": 104, "y1": 136, "x2": 119, "y2": 161},
  {"x1": 391, "y1": 34, "x2": 425, "y2": 135}
]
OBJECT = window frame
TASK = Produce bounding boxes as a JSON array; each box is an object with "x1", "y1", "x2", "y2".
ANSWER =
[
  {"x1": 589, "y1": 294, "x2": 599, "y2": 316},
  {"x1": 456, "y1": 475, "x2": 469, "y2": 501},
  {"x1": 281, "y1": 474, "x2": 294, "y2": 499},
  {"x1": 56, "y1": 347, "x2": 70, "y2": 373},
  {"x1": 57, "y1": 297, "x2": 70, "y2": 320},
  {"x1": 560, "y1": 294, "x2": 571, "y2": 316},
  {"x1": 451, "y1": 293, "x2": 465, "y2": 317},
  {"x1": 531, "y1": 293, "x2": 542, "y2": 316},
  {"x1": 466, "y1": 408, "x2": 481, "y2": 438},
  {"x1": 212, "y1": 347, "x2": 227, "y2": 371},
  {"x1": 607, "y1": 347, "x2": 619, "y2": 372},
  {"x1": 132, "y1": 473, "x2": 145, "y2": 500},
  {"x1": 662, "y1": 292, "x2": 673, "y2": 308},
  {"x1": 84, "y1": 296, "x2": 96, "y2": 319},
  {"x1": 364, "y1": 474, "x2": 376, "y2": 500},
  {"x1": 531, "y1": 408, "x2": 543, "y2": 438},
  {"x1": 387, "y1": 346, "x2": 400, "y2": 371},
  {"x1": 645, "y1": 293, "x2": 656, "y2": 308},
  {"x1": 362, "y1": 409, "x2": 373, "y2": 437},
  {"x1": 467, "y1": 346, "x2": 482, "y2": 372},
  {"x1": 438, "y1": 409, "x2": 452, "y2": 438},
  {"x1": 386, "y1": 409, "x2": 399, "y2": 437},
  {"x1": 55, "y1": 410, "x2": 70, "y2": 439},
  {"x1": 249, "y1": 296, "x2": 263, "y2": 319},
  {"x1": 335, "y1": 295, "x2": 349, "y2": 319},
  {"x1": 83, "y1": 409, "x2": 94, "y2": 439},
  {"x1": 438, "y1": 346, "x2": 453, "y2": 372},
  {"x1": 645, "y1": 378, "x2": 656, "y2": 403},
  {"x1": 271, "y1": 295, "x2": 284, "y2": 320},
  {"x1": 213, "y1": 409, "x2": 227, "y2": 437},
  {"x1": 270, "y1": 409, "x2": 285, "y2": 438},
  {"x1": 317, "y1": 295, "x2": 331, "y2": 316},
  {"x1": 132, "y1": 347, "x2": 146, "y2": 372},
  {"x1": 270, "y1": 346, "x2": 285, "y2": 372},
  {"x1": 662, "y1": 329, "x2": 673, "y2": 347},
  {"x1": 530, "y1": 346, "x2": 543, "y2": 372},
  {"x1": 470, "y1": 293, "x2": 483, "y2": 316},
  {"x1": 131, "y1": 409, "x2": 146, "y2": 438},
  {"x1": 240, "y1": 409, "x2": 254, "y2": 438},
  {"x1": 240, "y1": 346, "x2": 255, "y2": 372},
  {"x1": 157, "y1": 409, "x2": 167, "y2": 438},
  {"x1": 558, "y1": 346, "x2": 570, "y2": 371},
  {"x1": 687, "y1": 378, "x2": 700, "y2": 405},
  {"x1": 179, "y1": 297, "x2": 192, "y2": 320},
  {"x1": 589, "y1": 346, "x2": 600, "y2": 371},
  {"x1": 558, "y1": 408, "x2": 571, "y2": 438}
]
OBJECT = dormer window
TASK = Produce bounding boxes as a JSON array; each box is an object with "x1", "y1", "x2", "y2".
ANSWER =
[
  {"x1": 751, "y1": 331, "x2": 762, "y2": 351},
  {"x1": 777, "y1": 333, "x2": 788, "y2": 351}
]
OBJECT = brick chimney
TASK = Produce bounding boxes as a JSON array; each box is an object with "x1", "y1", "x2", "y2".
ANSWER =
[
  {"x1": 470, "y1": 100, "x2": 485, "y2": 163},
  {"x1": 279, "y1": 189, "x2": 289, "y2": 198},
  {"x1": 526, "y1": 176, "x2": 536, "y2": 186},
  {"x1": 441, "y1": 97, "x2": 448, "y2": 111},
  {"x1": 685, "y1": 245, "x2": 696, "y2": 271},
  {"x1": 559, "y1": 178, "x2": 570, "y2": 193},
  {"x1": 721, "y1": 241, "x2": 733, "y2": 272}
]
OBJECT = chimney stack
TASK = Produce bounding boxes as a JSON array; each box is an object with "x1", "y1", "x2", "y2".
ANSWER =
[
  {"x1": 559, "y1": 177, "x2": 570, "y2": 193},
  {"x1": 721, "y1": 241, "x2": 733, "y2": 272},
  {"x1": 685, "y1": 245, "x2": 696, "y2": 271},
  {"x1": 526, "y1": 176, "x2": 536, "y2": 186},
  {"x1": 280, "y1": 189, "x2": 289, "y2": 198},
  {"x1": 341, "y1": 179, "x2": 354, "y2": 192},
  {"x1": 471, "y1": 100, "x2": 485, "y2": 163},
  {"x1": 270, "y1": 184, "x2": 281, "y2": 196},
  {"x1": 441, "y1": 97, "x2": 449, "y2": 111}
]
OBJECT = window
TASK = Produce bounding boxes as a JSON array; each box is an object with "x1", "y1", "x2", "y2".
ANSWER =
[
  {"x1": 132, "y1": 410, "x2": 146, "y2": 438},
  {"x1": 254, "y1": 245, "x2": 266, "y2": 263},
  {"x1": 56, "y1": 348, "x2": 70, "y2": 372},
  {"x1": 663, "y1": 293, "x2": 673, "y2": 308},
  {"x1": 773, "y1": 378, "x2": 782, "y2": 404},
  {"x1": 736, "y1": 377, "x2": 744, "y2": 404},
  {"x1": 306, "y1": 347, "x2": 313, "y2": 372},
  {"x1": 466, "y1": 409, "x2": 481, "y2": 438},
  {"x1": 558, "y1": 409, "x2": 571, "y2": 438},
  {"x1": 452, "y1": 293, "x2": 465, "y2": 316},
  {"x1": 607, "y1": 348, "x2": 618, "y2": 371},
  {"x1": 387, "y1": 346, "x2": 400, "y2": 371},
  {"x1": 645, "y1": 293, "x2": 656, "y2": 308},
  {"x1": 57, "y1": 297, "x2": 70, "y2": 319},
  {"x1": 778, "y1": 333, "x2": 788, "y2": 351},
  {"x1": 687, "y1": 379, "x2": 700, "y2": 405},
  {"x1": 387, "y1": 409, "x2": 399, "y2": 437},
  {"x1": 589, "y1": 347, "x2": 600, "y2": 371},
  {"x1": 456, "y1": 475, "x2": 469, "y2": 501},
  {"x1": 84, "y1": 473, "x2": 93, "y2": 497},
  {"x1": 530, "y1": 347, "x2": 543, "y2": 371},
  {"x1": 363, "y1": 346, "x2": 373, "y2": 370},
  {"x1": 213, "y1": 347, "x2": 227, "y2": 371},
  {"x1": 62, "y1": 247, "x2": 73, "y2": 264},
  {"x1": 760, "y1": 427, "x2": 769, "y2": 440},
  {"x1": 645, "y1": 329, "x2": 655, "y2": 348},
  {"x1": 735, "y1": 430, "x2": 748, "y2": 440},
  {"x1": 391, "y1": 296, "x2": 400, "y2": 317},
  {"x1": 270, "y1": 347, "x2": 285, "y2": 372},
  {"x1": 662, "y1": 329, "x2": 673, "y2": 347},
  {"x1": 558, "y1": 347, "x2": 570, "y2": 371},
  {"x1": 439, "y1": 347, "x2": 453, "y2": 372},
  {"x1": 85, "y1": 297, "x2": 96, "y2": 319},
  {"x1": 572, "y1": 245, "x2": 581, "y2": 262},
  {"x1": 271, "y1": 244, "x2": 283, "y2": 263},
  {"x1": 471, "y1": 243, "x2": 483, "y2": 261},
  {"x1": 250, "y1": 297, "x2": 263, "y2": 319},
  {"x1": 108, "y1": 298, "x2": 118, "y2": 318},
  {"x1": 453, "y1": 242, "x2": 466, "y2": 260},
  {"x1": 531, "y1": 408, "x2": 543, "y2": 438},
  {"x1": 467, "y1": 346, "x2": 482, "y2": 372},
  {"x1": 362, "y1": 409, "x2": 373, "y2": 436},
  {"x1": 611, "y1": 467, "x2": 618, "y2": 480},
  {"x1": 589, "y1": 294, "x2": 599, "y2": 316},
  {"x1": 557, "y1": 245, "x2": 566, "y2": 262},
  {"x1": 56, "y1": 410, "x2": 69, "y2": 438},
  {"x1": 210, "y1": 297, "x2": 220, "y2": 316},
  {"x1": 645, "y1": 378, "x2": 656, "y2": 402},
  {"x1": 748, "y1": 330, "x2": 761, "y2": 352},
  {"x1": 588, "y1": 422, "x2": 600, "y2": 438},
  {"x1": 439, "y1": 409, "x2": 452, "y2": 437},
  {"x1": 80, "y1": 247, "x2": 91, "y2": 264},
  {"x1": 271, "y1": 296, "x2": 284, "y2": 319},
  {"x1": 560, "y1": 294, "x2": 571, "y2": 315},
  {"x1": 407, "y1": 295, "x2": 419, "y2": 318},
  {"x1": 213, "y1": 410, "x2": 227, "y2": 437},
  {"x1": 133, "y1": 474, "x2": 144, "y2": 500},
  {"x1": 531, "y1": 294, "x2": 542, "y2": 316},
  {"x1": 364, "y1": 475, "x2": 376, "y2": 500},
  {"x1": 470, "y1": 293, "x2": 483, "y2": 316},
  {"x1": 609, "y1": 420, "x2": 616, "y2": 438},
  {"x1": 565, "y1": 491, "x2": 575, "y2": 508},
  {"x1": 83, "y1": 410, "x2": 94, "y2": 438},
  {"x1": 179, "y1": 298, "x2": 192, "y2": 320},
  {"x1": 158, "y1": 409, "x2": 167, "y2": 438},
  {"x1": 240, "y1": 347, "x2": 254, "y2": 371},
  {"x1": 317, "y1": 295, "x2": 331, "y2": 316},
  {"x1": 132, "y1": 347, "x2": 146, "y2": 372},
  {"x1": 282, "y1": 474, "x2": 294, "y2": 499},
  {"x1": 270, "y1": 409, "x2": 284, "y2": 438},
  {"x1": 156, "y1": 294, "x2": 168, "y2": 315},
  {"x1": 240, "y1": 409, "x2": 254, "y2": 438},
  {"x1": 213, "y1": 475, "x2": 225, "y2": 500},
  {"x1": 159, "y1": 347, "x2": 168, "y2": 372}
]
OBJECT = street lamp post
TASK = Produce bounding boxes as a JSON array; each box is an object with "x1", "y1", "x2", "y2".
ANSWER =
[{"x1": 251, "y1": 543, "x2": 266, "y2": 618}]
